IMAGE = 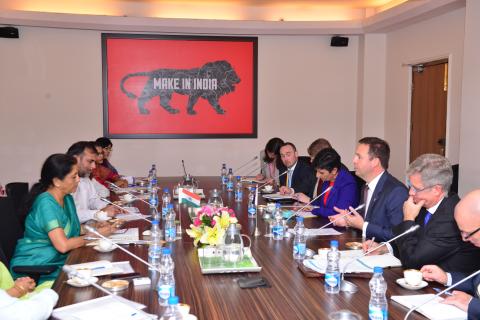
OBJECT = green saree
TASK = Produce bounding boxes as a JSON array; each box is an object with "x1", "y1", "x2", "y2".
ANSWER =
[{"x1": 10, "y1": 192, "x2": 80, "y2": 284}]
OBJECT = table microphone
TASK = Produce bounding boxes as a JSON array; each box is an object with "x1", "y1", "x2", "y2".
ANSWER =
[
  {"x1": 181, "y1": 159, "x2": 188, "y2": 177},
  {"x1": 233, "y1": 156, "x2": 259, "y2": 175},
  {"x1": 339, "y1": 225, "x2": 420, "y2": 293},
  {"x1": 316, "y1": 203, "x2": 366, "y2": 231},
  {"x1": 84, "y1": 225, "x2": 159, "y2": 272},
  {"x1": 257, "y1": 170, "x2": 288, "y2": 189},
  {"x1": 106, "y1": 181, "x2": 158, "y2": 213},
  {"x1": 404, "y1": 268, "x2": 480, "y2": 319},
  {"x1": 100, "y1": 197, "x2": 152, "y2": 224},
  {"x1": 286, "y1": 186, "x2": 333, "y2": 222},
  {"x1": 62, "y1": 265, "x2": 156, "y2": 319}
]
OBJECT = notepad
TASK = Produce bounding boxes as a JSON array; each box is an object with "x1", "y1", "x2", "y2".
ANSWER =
[
  {"x1": 391, "y1": 294, "x2": 467, "y2": 320},
  {"x1": 68, "y1": 260, "x2": 134, "y2": 277},
  {"x1": 287, "y1": 227, "x2": 342, "y2": 237}
]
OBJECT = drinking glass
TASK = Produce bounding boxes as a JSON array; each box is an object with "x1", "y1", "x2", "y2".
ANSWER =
[{"x1": 207, "y1": 189, "x2": 223, "y2": 208}]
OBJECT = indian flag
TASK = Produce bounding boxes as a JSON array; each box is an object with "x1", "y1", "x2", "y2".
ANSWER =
[{"x1": 178, "y1": 188, "x2": 201, "y2": 207}]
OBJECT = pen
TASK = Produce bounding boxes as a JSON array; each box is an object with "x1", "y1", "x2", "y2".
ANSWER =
[
  {"x1": 366, "y1": 237, "x2": 376, "y2": 252},
  {"x1": 433, "y1": 287, "x2": 453, "y2": 296}
]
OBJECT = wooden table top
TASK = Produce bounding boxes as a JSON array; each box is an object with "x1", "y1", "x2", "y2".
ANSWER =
[{"x1": 51, "y1": 176, "x2": 430, "y2": 320}]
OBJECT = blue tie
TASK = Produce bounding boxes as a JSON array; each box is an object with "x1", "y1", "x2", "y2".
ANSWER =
[{"x1": 424, "y1": 211, "x2": 432, "y2": 226}]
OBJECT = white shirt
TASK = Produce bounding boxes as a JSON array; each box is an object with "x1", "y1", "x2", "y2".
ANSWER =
[
  {"x1": 92, "y1": 178, "x2": 110, "y2": 199},
  {"x1": 0, "y1": 289, "x2": 58, "y2": 320},
  {"x1": 72, "y1": 177, "x2": 107, "y2": 223},
  {"x1": 362, "y1": 171, "x2": 385, "y2": 238},
  {"x1": 286, "y1": 161, "x2": 298, "y2": 192}
]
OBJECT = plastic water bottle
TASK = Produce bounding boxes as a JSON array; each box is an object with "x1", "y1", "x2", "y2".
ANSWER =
[
  {"x1": 221, "y1": 163, "x2": 227, "y2": 185},
  {"x1": 159, "y1": 296, "x2": 183, "y2": 320},
  {"x1": 234, "y1": 176, "x2": 243, "y2": 202},
  {"x1": 325, "y1": 240, "x2": 341, "y2": 294},
  {"x1": 151, "y1": 164, "x2": 158, "y2": 187},
  {"x1": 149, "y1": 188, "x2": 159, "y2": 220},
  {"x1": 161, "y1": 188, "x2": 171, "y2": 218},
  {"x1": 148, "y1": 220, "x2": 162, "y2": 270},
  {"x1": 147, "y1": 169, "x2": 153, "y2": 193},
  {"x1": 165, "y1": 204, "x2": 176, "y2": 242},
  {"x1": 226, "y1": 168, "x2": 234, "y2": 191},
  {"x1": 272, "y1": 203, "x2": 284, "y2": 240},
  {"x1": 157, "y1": 248, "x2": 175, "y2": 307},
  {"x1": 293, "y1": 216, "x2": 306, "y2": 260},
  {"x1": 247, "y1": 187, "x2": 256, "y2": 216},
  {"x1": 369, "y1": 267, "x2": 388, "y2": 320}
]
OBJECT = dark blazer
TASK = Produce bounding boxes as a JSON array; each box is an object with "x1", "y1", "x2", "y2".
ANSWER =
[
  {"x1": 279, "y1": 159, "x2": 316, "y2": 198},
  {"x1": 393, "y1": 195, "x2": 480, "y2": 273},
  {"x1": 450, "y1": 272, "x2": 480, "y2": 319},
  {"x1": 364, "y1": 171, "x2": 408, "y2": 242},
  {"x1": 311, "y1": 167, "x2": 359, "y2": 218}
]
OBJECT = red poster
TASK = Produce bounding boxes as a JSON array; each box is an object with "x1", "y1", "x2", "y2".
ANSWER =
[{"x1": 102, "y1": 34, "x2": 257, "y2": 138}]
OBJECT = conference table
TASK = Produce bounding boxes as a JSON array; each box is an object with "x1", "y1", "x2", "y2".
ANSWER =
[{"x1": 51, "y1": 176, "x2": 431, "y2": 320}]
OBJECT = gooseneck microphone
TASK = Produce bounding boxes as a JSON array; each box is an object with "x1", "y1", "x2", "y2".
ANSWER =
[
  {"x1": 317, "y1": 203, "x2": 366, "y2": 231},
  {"x1": 99, "y1": 197, "x2": 152, "y2": 224},
  {"x1": 403, "y1": 268, "x2": 480, "y2": 319},
  {"x1": 181, "y1": 160, "x2": 188, "y2": 177},
  {"x1": 257, "y1": 170, "x2": 288, "y2": 189},
  {"x1": 286, "y1": 186, "x2": 333, "y2": 222},
  {"x1": 233, "y1": 156, "x2": 259, "y2": 175},
  {"x1": 106, "y1": 181, "x2": 152, "y2": 206}
]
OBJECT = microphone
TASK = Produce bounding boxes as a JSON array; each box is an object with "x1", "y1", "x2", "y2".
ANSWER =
[
  {"x1": 340, "y1": 225, "x2": 420, "y2": 293},
  {"x1": 181, "y1": 160, "x2": 188, "y2": 177},
  {"x1": 257, "y1": 170, "x2": 288, "y2": 189},
  {"x1": 233, "y1": 156, "x2": 259, "y2": 175},
  {"x1": 99, "y1": 197, "x2": 152, "y2": 224},
  {"x1": 317, "y1": 203, "x2": 366, "y2": 231},
  {"x1": 84, "y1": 225, "x2": 159, "y2": 271},
  {"x1": 286, "y1": 186, "x2": 333, "y2": 222},
  {"x1": 62, "y1": 265, "x2": 156, "y2": 319},
  {"x1": 404, "y1": 268, "x2": 480, "y2": 319},
  {"x1": 106, "y1": 181, "x2": 155, "y2": 208}
]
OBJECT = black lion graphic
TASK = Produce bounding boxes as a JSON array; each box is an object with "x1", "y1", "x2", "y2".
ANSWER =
[{"x1": 120, "y1": 60, "x2": 240, "y2": 115}]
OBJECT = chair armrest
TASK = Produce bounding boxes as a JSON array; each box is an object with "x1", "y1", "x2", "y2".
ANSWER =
[{"x1": 12, "y1": 265, "x2": 57, "y2": 275}]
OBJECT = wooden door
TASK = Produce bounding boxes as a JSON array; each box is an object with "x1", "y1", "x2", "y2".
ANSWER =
[{"x1": 409, "y1": 60, "x2": 448, "y2": 163}]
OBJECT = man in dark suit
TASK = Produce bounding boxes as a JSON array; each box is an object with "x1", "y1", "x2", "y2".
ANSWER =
[
  {"x1": 421, "y1": 189, "x2": 480, "y2": 319},
  {"x1": 278, "y1": 142, "x2": 316, "y2": 198},
  {"x1": 329, "y1": 137, "x2": 408, "y2": 242}
]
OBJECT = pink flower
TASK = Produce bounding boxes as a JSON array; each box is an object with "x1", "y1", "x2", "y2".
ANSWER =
[
  {"x1": 193, "y1": 218, "x2": 201, "y2": 227},
  {"x1": 228, "y1": 209, "x2": 234, "y2": 214},
  {"x1": 230, "y1": 213, "x2": 236, "y2": 218},
  {"x1": 211, "y1": 219, "x2": 216, "y2": 227},
  {"x1": 203, "y1": 206, "x2": 213, "y2": 216}
]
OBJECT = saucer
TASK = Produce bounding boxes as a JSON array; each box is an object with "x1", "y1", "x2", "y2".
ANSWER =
[
  {"x1": 93, "y1": 245, "x2": 116, "y2": 253},
  {"x1": 396, "y1": 278, "x2": 428, "y2": 290},
  {"x1": 261, "y1": 188, "x2": 274, "y2": 194},
  {"x1": 67, "y1": 277, "x2": 98, "y2": 288}
]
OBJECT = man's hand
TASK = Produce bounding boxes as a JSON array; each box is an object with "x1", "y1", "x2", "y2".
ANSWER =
[
  {"x1": 403, "y1": 196, "x2": 425, "y2": 221},
  {"x1": 362, "y1": 240, "x2": 387, "y2": 255},
  {"x1": 442, "y1": 291, "x2": 473, "y2": 312},
  {"x1": 103, "y1": 204, "x2": 122, "y2": 217},
  {"x1": 114, "y1": 179, "x2": 128, "y2": 188},
  {"x1": 344, "y1": 206, "x2": 364, "y2": 229},
  {"x1": 293, "y1": 193, "x2": 310, "y2": 203},
  {"x1": 279, "y1": 186, "x2": 293, "y2": 195},
  {"x1": 420, "y1": 265, "x2": 448, "y2": 284},
  {"x1": 329, "y1": 207, "x2": 348, "y2": 227}
]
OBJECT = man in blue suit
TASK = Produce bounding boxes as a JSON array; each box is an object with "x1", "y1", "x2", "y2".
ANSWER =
[
  {"x1": 329, "y1": 137, "x2": 408, "y2": 242},
  {"x1": 421, "y1": 189, "x2": 480, "y2": 319}
]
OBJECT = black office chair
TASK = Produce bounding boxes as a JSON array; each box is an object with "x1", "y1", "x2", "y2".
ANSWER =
[
  {"x1": 0, "y1": 197, "x2": 56, "y2": 281},
  {"x1": 5, "y1": 182, "x2": 29, "y2": 226}
]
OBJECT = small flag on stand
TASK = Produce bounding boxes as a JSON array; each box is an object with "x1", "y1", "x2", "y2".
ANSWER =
[{"x1": 178, "y1": 188, "x2": 201, "y2": 207}]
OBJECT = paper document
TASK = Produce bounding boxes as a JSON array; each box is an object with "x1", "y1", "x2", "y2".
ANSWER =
[
  {"x1": 262, "y1": 193, "x2": 294, "y2": 200},
  {"x1": 109, "y1": 228, "x2": 139, "y2": 242},
  {"x1": 112, "y1": 186, "x2": 147, "y2": 194},
  {"x1": 303, "y1": 250, "x2": 401, "y2": 274},
  {"x1": 68, "y1": 260, "x2": 134, "y2": 277},
  {"x1": 288, "y1": 227, "x2": 342, "y2": 237},
  {"x1": 115, "y1": 213, "x2": 150, "y2": 222},
  {"x1": 52, "y1": 295, "x2": 148, "y2": 320},
  {"x1": 391, "y1": 294, "x2": 467, "y2": 320}
]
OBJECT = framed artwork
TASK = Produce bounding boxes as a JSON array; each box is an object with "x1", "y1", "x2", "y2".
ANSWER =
[{"x1": 102, "y1": 33, "x2": 257, "y2": 139}]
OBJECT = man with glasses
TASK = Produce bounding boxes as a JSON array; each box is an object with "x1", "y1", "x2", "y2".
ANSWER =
[
  {"x1": 421, "y1": 189, "x2": 480, "y2": 319},
  {"x1": 365, "y1": 154, "x2": 480, "y2": 273}
]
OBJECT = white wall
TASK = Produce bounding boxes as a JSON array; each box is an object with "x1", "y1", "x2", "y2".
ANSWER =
[
  {"x1": 383, "y1": 7, "x2": 465, "y2": 179},
  {"x1": 0, "y1": 28, "x2": 359, "y2": 184}
]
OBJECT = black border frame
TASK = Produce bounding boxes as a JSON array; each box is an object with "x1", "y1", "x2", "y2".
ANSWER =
[{"x1": 101, "y1": 33, "x2": 258, "y2": 139}]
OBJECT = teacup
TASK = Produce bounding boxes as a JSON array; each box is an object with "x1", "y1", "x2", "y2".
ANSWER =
[
  {"x1": 403, "y1": 269, "x2": 423, "y2": 286},
  {"x1": 264, "y1": 185, "x2": 273, "y2": 192},
  {"x1": 71, "y1": 268, "x2": 92, "y2": 285},
  {"x1": 266, "y1": 202, "x2": 276, "y2": 212},
  {"x1": 98, "y1": 239, "x2": 115, "y2": 251},
  {"x1": 122, "y1": 194, "x2": 134, "y2": 202}
]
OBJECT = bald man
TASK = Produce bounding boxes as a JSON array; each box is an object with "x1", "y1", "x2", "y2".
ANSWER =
[{"x1": 421, "y1": 189, "x2": 480, "y2": 319}]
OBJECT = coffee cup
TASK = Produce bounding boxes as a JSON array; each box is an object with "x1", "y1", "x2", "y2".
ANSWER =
[
  {"x1": 98, "y1": 239, "x2": 115, "y2": 251},
  {"x1": 71, "y1": 268, "x2": 92, "y2": 285},
  {"x1": 403, "y1": 269, "x2": 423, "y2": 286},
  {"x1": 264, "y1": 185, "x2": 273, "y2": 192}
]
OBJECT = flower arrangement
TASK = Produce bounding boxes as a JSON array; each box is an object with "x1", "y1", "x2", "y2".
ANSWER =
[{"x1": 186, "y1": 205, "x2": 238, "y2": 247}]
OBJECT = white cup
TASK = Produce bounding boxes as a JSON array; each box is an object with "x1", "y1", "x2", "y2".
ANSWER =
[
  {"x1": 123, "y1": 194, "x2": 134, "y2": 202},
  {"x1": 266, "y1": 202, "x2": 276, "y2": 212},
  {"x1": 71, "y1": 268, "x2": 92, "y2": 285},
  {"x1": 98, "y1": 239, "x2": 115, "y2": 251},
  {"x1": 264, "y1": 185, "x2": 273, "y2": 192},
  {"x1": 404, "y1": 269, "x2": 423, "y2": 286}
]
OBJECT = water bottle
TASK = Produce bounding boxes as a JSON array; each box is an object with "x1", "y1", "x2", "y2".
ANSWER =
[
  {"x1": 293, "y1": 216, "x2": 306, "y2": 260},
  {"x1": 161, "y1": 188, "x2": 171, "y2": 218},
  {"x1": 226, "y1": 168, "x2": 234, "y2": 191},
  {"x1": 234, "y1": 176, "x2": 243, "y2": 202},
  {"x1": 159, "y1": 296, "x2": 183, "y2": 320},
  {"x1": 272, "y1": 203, "x2": 284, "y2": 240},
  {"x1": 325, "y1": 240, "x2": 341, "y2": 294},
  {"x1": 157, "y1": 248, "x2": 175, "y2": 307},
  {"x1": 148, "y1": 220, "x2": 162, "y2": 270},
  {"x1": 221, "y1": 163, "x2": 227, "y2": 185},
  {"x1": 147, "y1": 169, "x2": 153, "y2": 193},
  {"x1": 151, "y1": 164, "x2": 158, "y2": 187},
  {"x1": 247, "y1": 187, "x2": 256, "y2": 216},
  {"x1": 149, "y1": 188, "x2": 159, "y2": 220},
  {"x1": 165, "y1": 204, "x2": 176, "y2": 242},
  {"x1": 369, "y1": 267, "x2": 388, "y2": 320}
]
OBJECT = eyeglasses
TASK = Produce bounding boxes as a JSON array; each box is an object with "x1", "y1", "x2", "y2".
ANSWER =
[
  {"x1": 462, "y1": 227, "x2": 480, "y2": 240},
  {"x1": 407, "y1": 181, "x2": 435, "y2": 194}
]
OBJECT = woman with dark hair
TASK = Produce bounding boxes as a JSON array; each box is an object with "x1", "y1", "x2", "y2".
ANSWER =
[
  {"x1": 305, "y1": 148, "x2": 359, "y2": 218},
  {"x1": 95, "y1": 137, "x2": 118, "y2": 175},
  {"x1": 10, "y1": 154, "x2": 114, "y2": 284},
  {"x1": 256, "y1": 137, "x2": 285, "y2": 184}
]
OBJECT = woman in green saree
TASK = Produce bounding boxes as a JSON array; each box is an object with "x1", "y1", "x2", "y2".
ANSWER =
[{"x1": 10, "y1": 154, "x2": 113, "y2": 284}]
